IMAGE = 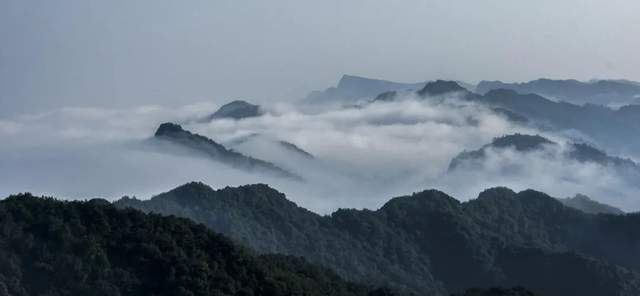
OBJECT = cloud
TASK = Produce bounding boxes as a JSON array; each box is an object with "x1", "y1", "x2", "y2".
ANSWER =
[
  {"x1": 441, "y1": 144, "x2": 640, "y2": 210},
  {"x1": 1, "y1": 94, "x2": 638, "y2": 213}
]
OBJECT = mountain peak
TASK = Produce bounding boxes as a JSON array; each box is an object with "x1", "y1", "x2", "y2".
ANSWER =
[
  {"x1": 477, "y1": 187, "x2": 517, "y2": 201},
  {"x1": 381, "y1": 189, "x2": 461, "y2": 214},
  {"x1": 209, "y1": 100, "x2": 262, "y2": 120},
  {"x1": 490, "y1": 134, "x2": 556, "y2": 151},
  {"x1": 417, "y1": 80, "x2": 466, "y2": 96},
  {"x1": 154, "y1": 122, "x2": 185, "y2": 137}
]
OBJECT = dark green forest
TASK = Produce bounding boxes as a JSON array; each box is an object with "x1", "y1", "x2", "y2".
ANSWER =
[
  {"x1": 116, "y1": 182, "x2": 640, "y2": 296},
  {"x1": 0, "y1": 194, "x2": 400, "y2": 296}
]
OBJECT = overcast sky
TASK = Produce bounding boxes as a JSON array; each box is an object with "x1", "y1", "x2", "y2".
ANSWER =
[{"x1": 2, "y1": 0, "x2": 639, "y2": 116}]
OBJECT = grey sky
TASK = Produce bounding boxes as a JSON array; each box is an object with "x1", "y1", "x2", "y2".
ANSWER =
[{"x1": 1, "y1": 0, "x2": 639, "y2": 116}]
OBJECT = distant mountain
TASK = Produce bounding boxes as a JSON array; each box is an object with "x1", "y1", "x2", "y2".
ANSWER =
[
  {"x1": 368, "y1": 80, "x2": 640, "y2": 155},
  {"x1": 0, "y1": 193, "x2": 399, "y2": 296},
  {"x1": 476, "y1": 79, "x2": 640, "y2": 105},
  {"x1": 490, "y1": 108, "x2": 529, "y2": 124},
  {"x1": 417, "y1": 80, "x2": 471, "y2": 97},
  {"x1": 116, "y1": 182, "x2": 640, "y2": 296},
  {"x1": 559, "y1": 194, "x2": 624, "y2": 215},
  {"x1": 306, "y1": 75, "x2": 426, "y2": 103},
  {"x1": 448, "y1": 133, "x2": 639, "y2": 171},
  {"x1": 479, "y1": 89, "x2": 640, "y2": 155},
  {"x1": 153, "y1": 123, "x2": 301, "y2": 180},
  {"x1": 207, "y1": 100, "x2": 263, "y2": 121}
]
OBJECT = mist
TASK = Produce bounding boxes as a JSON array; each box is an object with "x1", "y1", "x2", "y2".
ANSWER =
[{"x1": 3, "y1": 91, "x2": 638, "y2": 214}]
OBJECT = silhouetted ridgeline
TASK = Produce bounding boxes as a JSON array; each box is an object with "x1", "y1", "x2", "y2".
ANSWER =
[
  {"x1": 0, "y1": 194, "x2": 400, "y2": 296},
  {"x1": 206, "y1": 100, "x2": 263, "y2": 121},
  {"x1": 476, "y1": 79, "x2": 640, "y2": 105},
  {"x1": 116, "y1": 182, "x2": 640, "y2": 296},
  {"x1": 153, "y1": 122, "x2": 302, "y2": 180}
]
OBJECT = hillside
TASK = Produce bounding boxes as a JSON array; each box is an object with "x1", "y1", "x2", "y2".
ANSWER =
[
  {"x1": 0, "y1": 193, "x2": 399, "y2": 296},
  {"x1": 116, "y1": 182, "x2": 640, "y2": 296}
]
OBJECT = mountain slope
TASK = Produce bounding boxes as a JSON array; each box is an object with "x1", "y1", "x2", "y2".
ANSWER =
[
  {"x1": 559, "y1": 194, "x2": 625, "y2": 215},
  {"x1": 152, "y1": 123, "x2": 301, "y2": 180},
  {"x1": 116, "y1": 182, "x2": 640, "y2": 296},
  {"x1": 0, "y1": 193, "x2": 396, "y2": 296}
]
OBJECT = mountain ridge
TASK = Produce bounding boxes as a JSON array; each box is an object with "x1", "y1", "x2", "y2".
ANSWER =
[
  {"x1": 152, "y1": 123, "x2": 302, "y2": 180},
  {"x1": 115, "y1": 182, "x2": 640, "y2": 296}
]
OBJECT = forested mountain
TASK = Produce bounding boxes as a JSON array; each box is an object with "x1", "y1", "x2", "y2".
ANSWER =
[
  {"x1": 152, "y1": 123, "x2": 301, "y2": 180},
  {"x1": 207, "y1": 100, "x2": 263, "y2": 121},
  {"x1": 0, "y1": 193, "x2": 400, "y2": 296},
  {"x1": 115, "y1": 182, "x2": 640, "y2": 296},
  {"x1": 476, "y1": 79, "x2": 640, "y2": 105}
]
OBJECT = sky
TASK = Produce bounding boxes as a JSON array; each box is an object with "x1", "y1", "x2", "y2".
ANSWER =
[{"x1": 1, "y1": 0, "x2": 640, "y2": 117}]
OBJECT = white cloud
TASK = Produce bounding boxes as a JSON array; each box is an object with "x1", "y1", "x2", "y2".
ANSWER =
[{"x1": 1, "y1": 95, "x2": 638, "y2": 213}]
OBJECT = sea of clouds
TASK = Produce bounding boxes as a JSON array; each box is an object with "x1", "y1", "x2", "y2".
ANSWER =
[{"x1": 1, "y1": 93, "x2": 638, "y2": 213}]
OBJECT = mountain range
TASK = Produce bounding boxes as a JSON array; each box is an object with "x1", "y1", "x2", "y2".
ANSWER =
[
  {"x1": 115, "y1": 182, "x2": 640, "y2": 296},
  {"x1": 0, "y1": 193, "x2": 401, "y2": 296},
  {"x1": 476, "y1": 79, "x2": 640, "y2": 106},
  {"x1": 361, "y1": 79, "x2": 640, "y2": 157}
]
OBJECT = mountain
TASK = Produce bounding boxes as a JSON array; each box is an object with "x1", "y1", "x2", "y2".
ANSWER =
[
  {"x1": 153, "y1": 123, "x2": 301, "y2": 180},
  {"x1": 206, "y1": 100, "x2": 263, "y2": 121},
  {"x1": 490, "y1": 108, "x2": 529, "y2": 124},
  {"x1": 306, "y1": 75, "x2": 426, "y2": 103},
  {"x1": 476, "y1": 79, "x2": 640, "y2": 105},
  {"x1": 480, "y1": 89, "x2": 640, "y2": 155},
  {"x1": 368, "y1": 80, "x2": 640, "y2": 155},
  {"x1": 559, "y1": 194, "x2": 625, "y2": 215},
  {"x1": 116, "y1": 182, "x2": 640, "y2": 296},
  {"x1": 448, "y1": 133, "x2": 639, "y2": 171},
  {"x1": 417, "y1": 80, "x2": 472, "y2": 97},
  {"x1": 0, "y1": 193, "x2": 401, "y2": 296}
]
